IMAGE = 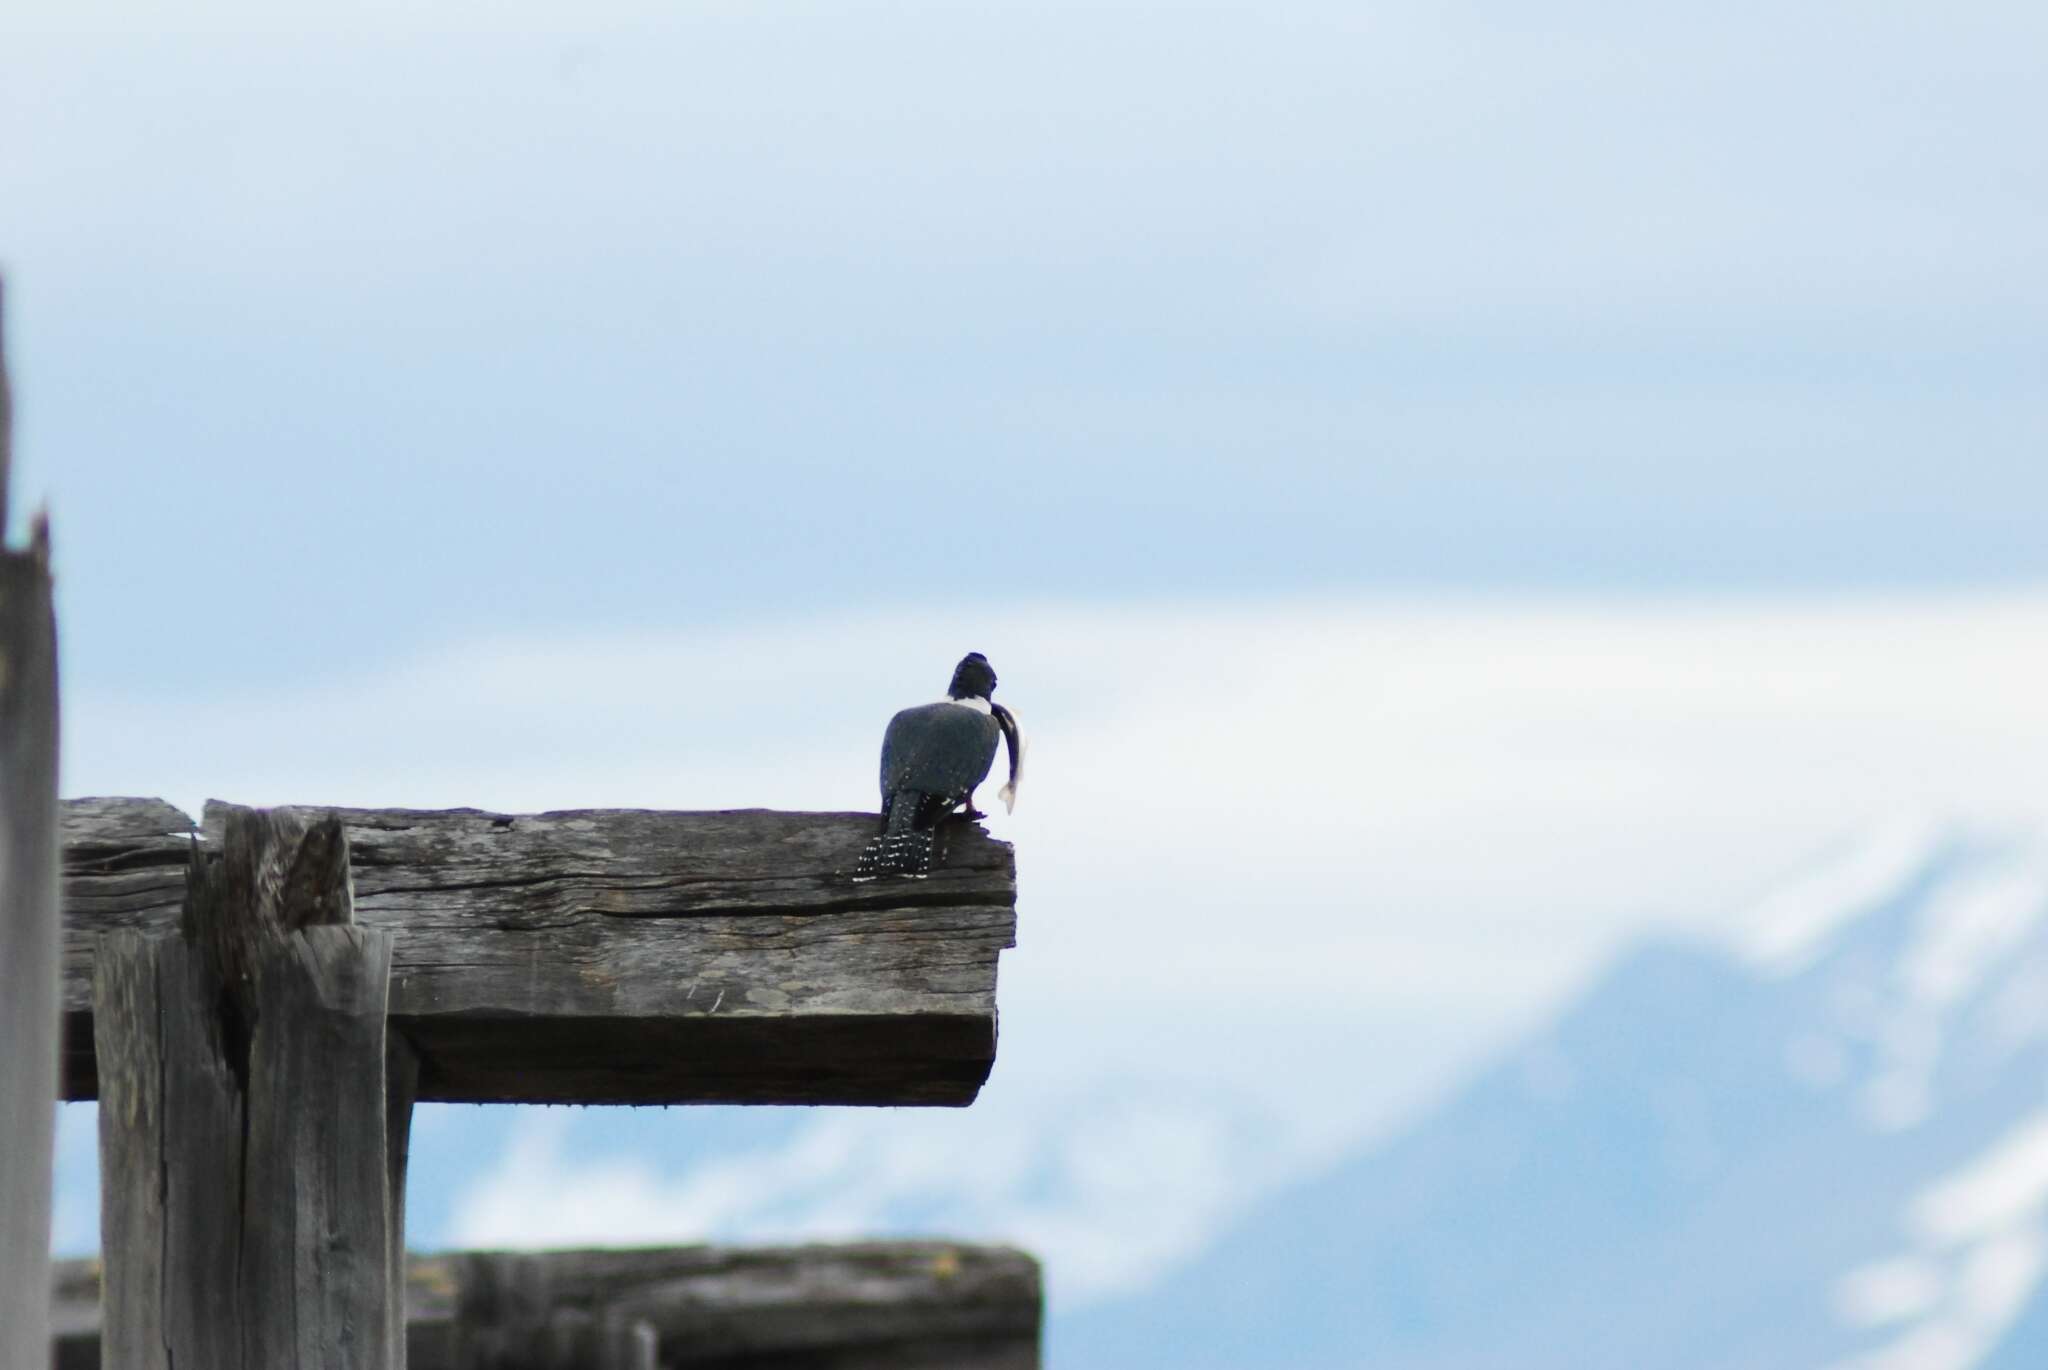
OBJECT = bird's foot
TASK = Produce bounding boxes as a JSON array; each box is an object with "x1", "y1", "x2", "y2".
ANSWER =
[{"x1": 958, "y1": 806, "x2": 988, "y2": 822}]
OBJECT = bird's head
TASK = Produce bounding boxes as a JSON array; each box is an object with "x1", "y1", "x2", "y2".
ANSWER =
[{"x1": 947, "y1": 652, "x2": 998, "y2": 701}]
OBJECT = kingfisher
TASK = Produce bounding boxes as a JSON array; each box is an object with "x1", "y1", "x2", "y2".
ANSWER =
[{"x1": 853, "y1": 652, "x2": 1024, "y2": 880}]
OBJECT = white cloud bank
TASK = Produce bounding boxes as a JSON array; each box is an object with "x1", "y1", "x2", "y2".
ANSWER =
[
  {"x1": 450, "y1": 1082, "x2": 1290, "y2": 1308},
  {"x1": 1831, "y1": 1109, "x2": 2048, "y2": 1370},
  {"x1": 59, "y1": 588, "x2": 2048, "y2": 1294}
]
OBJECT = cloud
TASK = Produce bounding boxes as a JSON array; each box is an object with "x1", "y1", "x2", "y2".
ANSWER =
[
  {"x1": 1829, "y1": 1110, "x2": 2048, "y2": 1369},
  {"x1": 449, "y1": 1080, "x2": 1294, "y2": 1309},
  {"x1": 62, "y1": 589, "x2": 2048, "y2": 1141}
]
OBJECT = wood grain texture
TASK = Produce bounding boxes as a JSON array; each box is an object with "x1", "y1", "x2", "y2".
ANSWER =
[
  {"x1": 241, "y1": 925, "x2": 399, "y2": 1370},
  {"x1": 0, "y1": 405, "x2": 59, "y2": 1370},
  {"x1": 58, "y1": 798, "x2": 197, "y2": 1098},
  {"x1": 95, "y1": 812, "x2": 403, "y2": 1370},
  {"x1": 184, "y1": 806, "x2": 356, "y2": 1019},
  {"x1": 89, "y1": 937, "x2": 167, "y2": 1370},
  {"x1": 469, "y1": 1243, "x2": 1045, "y2": 1370},
  {"x1": 93, "y1": 934, "x2": 245, "y2": 1370},
  {"x1": 388, "y1": 1035, "x2": 421, "y2": 1365},
  {"x1": 54, "y1": 1243, "x2": 1043, "y2": 1370},
  {"x1": 61, "y1": 800, "x2": 1018, "y2": 1106}
]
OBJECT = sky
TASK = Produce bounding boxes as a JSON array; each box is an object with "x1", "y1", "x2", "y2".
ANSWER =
[
  {"x1": 5, "y1": 0, "x2": 2047, "y2": 692},
  {"x1": 7, "y1": 0, "x2": 2047, "y2": 1322}
]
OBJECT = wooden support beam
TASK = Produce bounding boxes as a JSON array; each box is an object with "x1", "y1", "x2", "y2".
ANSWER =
[
  {"x1": 388, "y1": 1035, "x2": 422, "y2": 1363},
  {"x1": 61, "y1": 799, "x2": 1017, "y2": 1106},
  {"x1": 93, "y1": 936, "x2": 242, "y2": 1369},
  {"x1": 54, "y1": 1243, "x2": 1044, "y2": 1370},
  {"x1": 95, "y1": 808, "x2": 403, "y2": 1370},
  {"x1": 449, "y1": 1251, "x2": 656, "y2": 1370},
  {"x1": 0, "y1": 277, "x2": 63, "y2": 1370},
  {"x1": 481, "y1": 1244, "x2": 1045, "y2": 1370}
]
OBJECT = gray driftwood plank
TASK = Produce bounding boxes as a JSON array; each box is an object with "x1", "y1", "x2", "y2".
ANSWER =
[
  {"x1": 54, "y1": 1243, "x2": 1043, "y2": 1370},
  {"x1": 241, "y1": 925, "x2": 399, "y2": 1369},
  {"x1": 94, "y1": 934, "x2": 245, "y2": 1370},
  {"x1": 96, "y1": 810, "x2": 404, "y2": 1370},
  {"x1": 388, "y1": 1035, "x2": 421, "y2": 1363},
  {"x1": 452, "y1": 1244, "x2": 1044, "y2": 1370},
  {"x1": 0, "y1": 277, "x2": 62, "y2": 1370},
  {"x1": 61, "y1": 799, "x2": 1018, "y2": 1106},
  {"x1": 57, "y1": 797, "x2": 203, "y2": 1097}
]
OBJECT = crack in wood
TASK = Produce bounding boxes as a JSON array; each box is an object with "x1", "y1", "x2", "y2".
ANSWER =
[{"x1": 63, "y1": 799, "x2": 1017, "y2": 1107}]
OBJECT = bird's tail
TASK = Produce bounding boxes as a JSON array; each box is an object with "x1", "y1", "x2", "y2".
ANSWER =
[
  {"x1": 853, "y1": 830, "x2": 933, "y2": 880},
  {"x1": 852, "y1": 791, "x2": 936, "y2": 881}
]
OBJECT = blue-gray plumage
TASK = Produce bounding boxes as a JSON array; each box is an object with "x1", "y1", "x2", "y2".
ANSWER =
[
  {"x1": 853, "y1": 652, "x2": 1022, "y2": 880},
  {"x1": 879, "y1": 700, "x2": 1000, "y2": 816}
]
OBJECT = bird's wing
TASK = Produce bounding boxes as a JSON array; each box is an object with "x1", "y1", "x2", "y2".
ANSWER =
[{"x1": 880, "y1": 703, "x2": 1000, "y2": 799}]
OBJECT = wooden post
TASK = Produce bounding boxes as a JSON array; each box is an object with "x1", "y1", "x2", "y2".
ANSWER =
[
  {"x1": 448, "y1": 1251, "x2": 547, "y2": 1370},
  {"x1": 388, "y1": 1035, "x2": 421, "y2": 1364},
  {"x1": 449, "y1": 1252, "x2": 654, "y2": 1370},
  {"x1": 63, "y1": 797, "x2": 1017, "y2": 1363},
  {"x1": 94, "y1": 936, "x2": 243, "y2": 1368},
  {"x1": 539, "y1": 1311, "x2": 657, "y2": 1370},
  {"x1": 0, "y1": 277, "x2": 63, "y2": 1370},
  {"x1": 96, "y1": 808, "x2": 404, "y2": 1370}
]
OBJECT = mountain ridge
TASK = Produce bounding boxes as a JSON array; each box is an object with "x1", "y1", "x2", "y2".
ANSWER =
[{"x1": 1055, "y1": 829, "x2": 2048, "y2": 1369}]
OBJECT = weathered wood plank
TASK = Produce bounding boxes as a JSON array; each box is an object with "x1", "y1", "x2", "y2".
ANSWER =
[
  {"x1": 388, "y1": 1035, "x2": 422, "y2": 1365},
  {"x1": 242, "y1": 925, "x2": 399, "y2": 1369},
  {"x1": 450, "y1": 1250, "x2": 548, "y2": 1369},
  {"x1": 0, "y1": 275, "x2": 62, "y2": 1370},
  {"x1": 95, "y1": 934, "x2": 248, "y2": 1370},
  {"x1": 62, "y1": 800, "x2": 1018, "y2": 1106},
  {"x1": 97, "y1": 811, "x2": 404, "y2": 1370},
  {"x1": 448, "y1": 1251, "x2": 654, "y2": 1370},
  {"x1": 54, "y1": 1243, "x2": 1044, "y2": 1370},
  {"x1": 58, "y1": 798, "x2": 198, "y2": 1097},
  {"x1": 477, "y1": 1244, "x2": 1044, "y2": 1370},
  {"x1": 89, "y1": 945, "x2": 163, "y2": 1370}
]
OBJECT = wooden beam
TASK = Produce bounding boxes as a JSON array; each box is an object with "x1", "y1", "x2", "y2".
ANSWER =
[
  {"x1": 61, "y1": 799, "x2": 1017, "y2": 1106},
  {"x1": 0, "y1": 278, "x2": 62, "y2": 1370},
  {"x1": 53, "y1": 1243, "x2": 1044, "y2": 1370},
  {"x1": 448, "y1": 1251, "x2": 657, "y2": 1370},
  {"x1": 477, "y1": 1244, "x2": 1044, "y2": 1370},
  {"x1": 96, "y1": 808, "x2": 403, "y2": 1370}
]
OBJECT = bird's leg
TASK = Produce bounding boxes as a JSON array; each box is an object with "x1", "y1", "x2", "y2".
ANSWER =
[{"x1": 958, "y1": 791, "x2": 987, "y2": 822}]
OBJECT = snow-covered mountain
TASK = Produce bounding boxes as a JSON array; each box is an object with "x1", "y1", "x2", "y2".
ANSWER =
[{"x1": 1055, "y1": 826, "x2": 2048, "y2": 1370}]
